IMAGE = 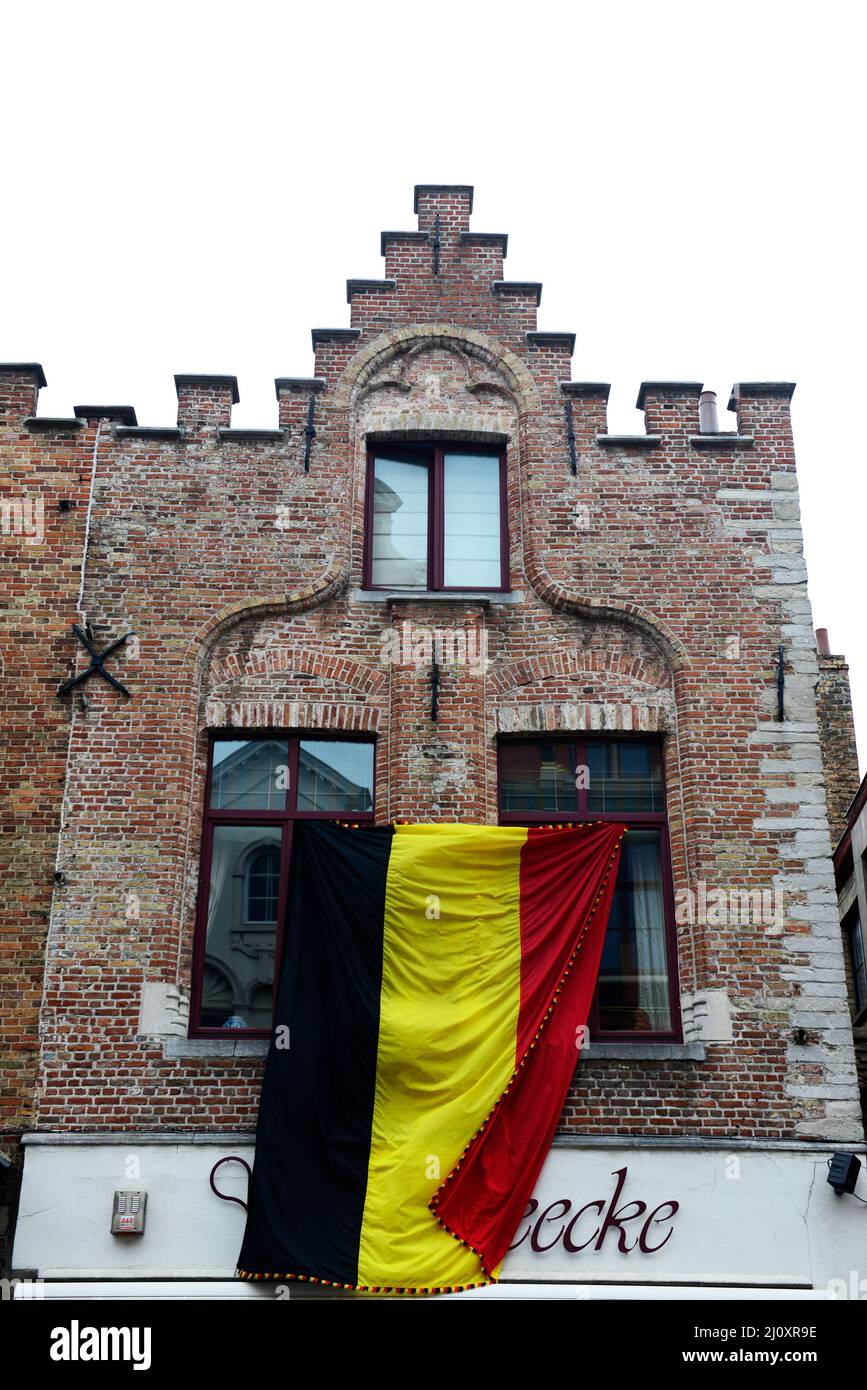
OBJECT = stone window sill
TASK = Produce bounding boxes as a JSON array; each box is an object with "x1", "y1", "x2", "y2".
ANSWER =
[
  {"x1": 161, "y1": 1039, "x2": 705, "y2": 1062},
  {"x1": 582, "y1": 1042, "x2": 706, "y2": 1062},
  {"x1": 163, "y1": 1038, "x2": 269, "y2": 1059},
  {"x1": 353, "y1": 589, "x2": 522, "y2": 605}
]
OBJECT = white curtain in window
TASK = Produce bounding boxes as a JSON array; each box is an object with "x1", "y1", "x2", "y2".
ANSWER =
[
  {"x1": 630, "y1": 839, "x2": 669, "y2": 1028},
  {"x1": 206, "y1": 832, "x2": 232, "y2": 944}
]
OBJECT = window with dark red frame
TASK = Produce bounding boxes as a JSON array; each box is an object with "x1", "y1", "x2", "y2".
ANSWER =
[
  {"x1": 191, "y1": 734, "x2": 375, "y2": 1036},
  {"x1": 364, "y1": 442, "x2": 508, "y2": 591},
  {"x1": 843, "y1": 900, "x2": 867, "y2": 1021},
  {"x1": 498, "y1": 736, "x2": 681, "y2": 1039}
]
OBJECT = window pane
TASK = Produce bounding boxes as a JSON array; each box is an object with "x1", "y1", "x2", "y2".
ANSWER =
[
  {"x1": 371, "y1": 455, "x2": 429, "y2": 587},
  {"x1": 202, "y1": 824, "x2": 283, "y2": 1029},
  {"x1": 586, "y1": 740, "x2": 664, "y2": 813},
  {"x1": 499, "y1": 741, "x2": 577, "y2": 813},
  {"x1": 597, "y1": 830, "x2": 671, "y2": 1032},
  {"x1": 847, "y1": 910, "x2": 867, "y2": 1012},
  {"x1": 297, "y1": 741, "x2": 374, "y2": 812},
  {"x1": 443, "y1": 452, "x2": 502, "y2": 587},
  {"x1": 209, "y1": 738, "x2": 290, "y2": 810}
]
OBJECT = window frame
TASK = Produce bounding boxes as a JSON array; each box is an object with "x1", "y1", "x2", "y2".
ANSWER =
[
  {"x1": 363, "y1": 441, "x2": 509, "y2": 593},
  {"x1": 843, "y1": 901, "x2": 867, "y2": 1024},
  {"x1": 497, "y1": 733, "x2": 682, "y2": 1043},
  {"x1": 190, "y1": 730, "x2": 376, "y2": 1038}
]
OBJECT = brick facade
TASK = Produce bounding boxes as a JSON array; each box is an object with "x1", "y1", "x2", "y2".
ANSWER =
[
  {"x1": 3, "y1": 184, "x2": 863, "y2": 1272},
  {"x1": 815, "y1": 644, "x2": 861, "y2": 845}
]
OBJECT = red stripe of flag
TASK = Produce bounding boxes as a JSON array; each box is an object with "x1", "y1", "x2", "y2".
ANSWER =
[{"x1": 431, "y1": 822, "x2": 625, "y2": 1276}]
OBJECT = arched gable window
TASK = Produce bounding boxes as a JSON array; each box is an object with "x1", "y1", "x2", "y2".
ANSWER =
[{"x1": 245, "y1": 846, "x2": 280, "y2": 924}]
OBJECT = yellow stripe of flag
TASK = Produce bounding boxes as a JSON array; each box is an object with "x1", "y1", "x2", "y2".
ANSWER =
[{"x1": 357, "y1": 824, "x2": 528, "y2": 1288}]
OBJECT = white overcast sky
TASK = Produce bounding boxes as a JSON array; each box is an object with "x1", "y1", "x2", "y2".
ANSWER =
[{"x1": 4, "y1": 1, "x2": 865, "y2": 773}]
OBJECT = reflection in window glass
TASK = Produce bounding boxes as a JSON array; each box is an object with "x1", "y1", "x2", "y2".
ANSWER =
[
  {"x1": 371, "y1": 456, "x2": 429, "y2": 587},
  {"x1": 209, "y1": 738, "x2": 290, "y2": 810},
  {"x1": 587, "y1": 741, "x2": 663, "y2": 813},
  {"x1": 597, "y1": 830, "x2": 670, "y2": 1032},
  {"x1": 202, "y1": 963, "x2": 233, "y2": 1026},
  {"x1": 443, "y1": 452, "x2": 501, "y2": 587},
  {"x1": 203, "y1": 824, "x2": 282, "y2": 1029},
  {"x1": 245, "y1": 847, "x2": 280, "y2": 923},
  {"x1": 499, "y1": 741, "x2": 577, "y2": 813},
  {"x1": 298, "y1": 741, "x2": 374, "y2": 812}
]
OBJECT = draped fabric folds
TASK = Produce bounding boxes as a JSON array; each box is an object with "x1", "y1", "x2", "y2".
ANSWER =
[{"x1": 238, "y1": 819, "x2": 625, "y2": 1294}]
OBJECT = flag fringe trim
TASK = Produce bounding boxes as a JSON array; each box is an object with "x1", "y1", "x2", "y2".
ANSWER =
[{"x1": 235, "y1": 1268, "x2": 494, "y2": 1295}]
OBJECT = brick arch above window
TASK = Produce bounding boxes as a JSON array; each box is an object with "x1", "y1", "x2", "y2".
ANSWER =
[
  {"x1": 333, "y1": 324, "x2": 541, "y2": 415},
  {"x1": 489, "y1": 649, "x2": 671, "y2": 698},
  {"x1": 360, "y1": 338, "x2": 518, "y2": 409},
  {"x1": 208, "y1": 644, "x2": 387, "y2": 699}
]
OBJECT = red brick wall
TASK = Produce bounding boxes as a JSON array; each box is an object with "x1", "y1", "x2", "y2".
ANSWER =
[
  {"x1": 0, "y1": 370, "x2": 93, "y2": 1265},
  {"x1": 3, "y1": 186, "x2": 862, "y2": 1179}
]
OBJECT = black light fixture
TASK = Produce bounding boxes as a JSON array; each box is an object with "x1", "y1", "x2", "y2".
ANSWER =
[{"x1": 827, "y1": 1152, "x2": 862, "y2": 1196}]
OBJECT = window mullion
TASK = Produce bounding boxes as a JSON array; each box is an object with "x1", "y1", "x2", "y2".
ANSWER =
[
  {"x1": 287, "y1": 739, "x2": 300, "y2": 812},
  {"x1": 431, "y1": 445, "x2": 443, "y2": 589},
  {"x1": 576, "y1": 737, "x2": 587, "y2": 817}
]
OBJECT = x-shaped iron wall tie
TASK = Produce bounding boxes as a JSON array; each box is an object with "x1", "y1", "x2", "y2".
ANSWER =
[{"x1": 58, "y1": 624, "x2": 134, "y2": 700}]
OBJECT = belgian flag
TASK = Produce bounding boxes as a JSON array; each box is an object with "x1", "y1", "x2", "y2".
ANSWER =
[{"x1": 238, "y1": 819, "x2": 624, "y2": 1294}]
